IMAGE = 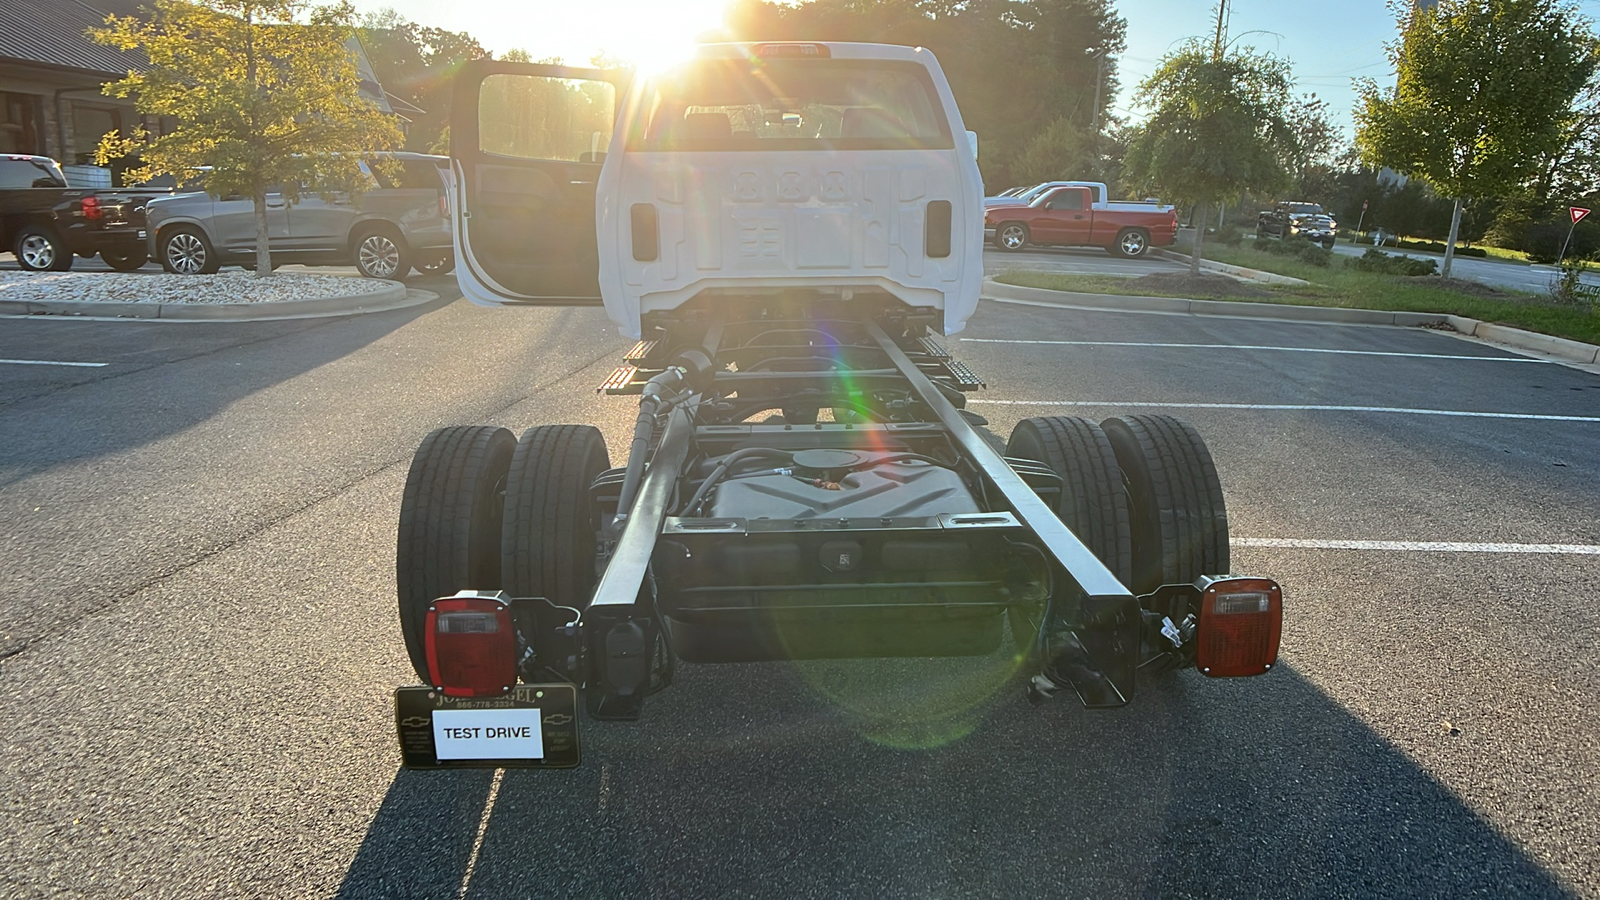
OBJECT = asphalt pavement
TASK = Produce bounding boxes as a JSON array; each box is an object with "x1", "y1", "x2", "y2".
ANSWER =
[
  {"x1": 1, "y1": 268, "x2": 1597, "y2": 898},
  {"x1": 1326, "y1": 238, "x2": 1600, "y2": 294},
  {"x1": 983, "y1": 244, "x2": 1186, "y2": 279}
]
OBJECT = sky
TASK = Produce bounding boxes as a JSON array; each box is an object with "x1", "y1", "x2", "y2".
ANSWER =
[{"x1": 346, "y1": 0, "x2": 1600, "y2": 142}]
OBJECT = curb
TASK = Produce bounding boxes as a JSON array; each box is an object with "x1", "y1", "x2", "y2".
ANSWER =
[
  {"x1": 1152, "y1": 248, "x2": 1310, "y2": 285},
  {"x1": 982, "y1": 279, "x2": 1600, "y2": 366},
  {"x1": 0, "y1": 279, "x2": 439, "y2": 321}
]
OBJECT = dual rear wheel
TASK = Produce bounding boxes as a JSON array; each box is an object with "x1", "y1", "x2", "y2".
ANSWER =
[
  {"x1": 1005, "y1": 414, "x2": 1229, "y2": 656},
  {"x1": 395, "y1": 424, "x2": 610, "y2": 683}
]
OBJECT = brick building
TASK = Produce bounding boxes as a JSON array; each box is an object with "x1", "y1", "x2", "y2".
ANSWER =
[{"x1": 0, "y1": 0, "x2": 415, "y2": 181}]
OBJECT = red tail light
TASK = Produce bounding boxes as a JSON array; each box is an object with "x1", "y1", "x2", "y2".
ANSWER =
[
  {"x1": 81, "y1": 196, "x2": 103, "y2": 220},
  {"x1": 424, "y1": 592, "x2": 517, "y2": 697},
  {"x1": 1196, "y1": 577, "x2": 1282, "y2": 677}
]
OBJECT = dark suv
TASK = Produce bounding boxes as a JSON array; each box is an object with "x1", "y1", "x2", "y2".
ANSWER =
[{"x1": 143, "y1": 152, "x2": 454, "y2": 278}]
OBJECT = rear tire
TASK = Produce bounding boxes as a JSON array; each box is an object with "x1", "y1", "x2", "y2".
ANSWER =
[
  {"x1": 500, "y1": 425, "x2": 611, "y2": 608},
  {"x1": 160, "y1": 226, "x2": 219, "y2": 274},
  {"x1": 1101, "y1": 415, "x2": 1228, "y2": 594},
  {"x1": 1005, "y1": 416, "x2": 1133, "y2": 651},
  {"x1": 396, "y1": 426, "x2": 516, "y2": 683},
  {"x1": 1112, "y1": 228, "x2": 1150, "y2": 259},
  {"x1": 14, "y1": 225, "x2": 72, "y2": 271},
  {"x1": 353, "y1": 226, "x2": 410, "y2": 279},
  {"x1": 101, "y1": 249, "x2": 147, "y2": 271}
]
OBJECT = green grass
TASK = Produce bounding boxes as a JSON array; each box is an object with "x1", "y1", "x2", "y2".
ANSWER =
[
  {"x1": 994, "y1": 243, "x2": 1600, "y2": 346},
  {"x1": 1476, "y1": 245, "x2": 1533, "y2": 265}
]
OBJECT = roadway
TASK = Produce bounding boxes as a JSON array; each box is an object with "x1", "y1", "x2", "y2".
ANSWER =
[
  {"x1": 1326, "y1": 238, "x2": 1600, "y2": 293},
  {"x1": 1, "y1": 259, "x2": 1597, "y2": 898}
]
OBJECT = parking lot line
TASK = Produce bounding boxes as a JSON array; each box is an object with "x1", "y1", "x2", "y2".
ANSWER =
[
  {"x1": 967, "y1": 399, "x2": 1600, "y2": 424},
  {"x1": 1234, "y1": 537, "x2": 1600, "y2": 555},
  {"x1": 958, "y1": 339, "x2": 1550, "y2": 363},
  {"x1": 0, "y1": 358, "x2": 107, "y2": 368}
]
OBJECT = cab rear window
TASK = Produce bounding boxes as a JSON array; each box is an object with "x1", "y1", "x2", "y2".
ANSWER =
[{"x1": 626, "y1": 59, "x2": 953, "y2": 152}]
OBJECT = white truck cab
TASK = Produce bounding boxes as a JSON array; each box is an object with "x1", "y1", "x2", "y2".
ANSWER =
[{"x1": 449, "y1": 43, "x2": 984, "y2": 339}]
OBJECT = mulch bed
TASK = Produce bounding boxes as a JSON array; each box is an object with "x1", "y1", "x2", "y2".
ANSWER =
[{"x1": 1128, "y1": 271, "x2": 1277, "y2": 299}]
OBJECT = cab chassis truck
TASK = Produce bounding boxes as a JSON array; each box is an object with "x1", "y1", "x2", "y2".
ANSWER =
[{"x1": 393, "y1": 45, "x2": 1283, "y2": 769}]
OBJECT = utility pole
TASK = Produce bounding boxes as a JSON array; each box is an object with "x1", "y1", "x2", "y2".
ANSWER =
[{"x1": 1090, "y1": 48, "x2": 1106, "y2": 131}]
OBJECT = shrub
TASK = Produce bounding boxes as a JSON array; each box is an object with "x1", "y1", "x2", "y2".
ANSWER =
[
  {"x1": 1344, "y1": 248, "x2": 1437, "y2": 276},
  {"x1": 1296, "y1": 243, "x2": 1333, "y2": 266},
  {"x1": 1393, "y1": 238, "x2": 1487, "y2": 258},
  {"x1": 1253, "y1": 236, "x2": 1317, "y2": 257},
  {"x1": 1519, "y1": 221, "x2": 1600, "y2": 263},
  {"x1": 1212, "y1": 224, "x2": 1243, "y2": 246},
  {"x1": 1547, "y1": 254, "x2": 1600, "y2": 307}
]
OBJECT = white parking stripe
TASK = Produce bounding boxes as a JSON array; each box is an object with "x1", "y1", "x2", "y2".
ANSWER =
[
  {"x1": 1234, "y1": 537, "x2": 1600, "y2": 555},
  {"x1": 0, "y1": 358, "x2": 107, "y2": 368},
  {"x1": 967, "y1": 399, "x2": 1600, "y2": 424},
  {"x1": 958, "y1": 338, "x2": 1547, "y2": 363}
]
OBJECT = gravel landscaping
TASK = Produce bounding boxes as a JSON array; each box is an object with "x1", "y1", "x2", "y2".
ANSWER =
[{"x1": 0, "y1": 269, "x2": 393, "y2": 305}]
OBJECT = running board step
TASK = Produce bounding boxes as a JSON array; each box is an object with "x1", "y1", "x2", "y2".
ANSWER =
[
  {"x1": 624, "y1": 339, "x2": 660, "y2": 364},
  {"x1": 599, "y1": 365, "x2": 644, "y2": 395},
  {"x1": 942, "y1": 359, "x2": 985, "y2": 390},
  {"x1": 917, "y1": 336, "x2": 951, "y2": 359}
]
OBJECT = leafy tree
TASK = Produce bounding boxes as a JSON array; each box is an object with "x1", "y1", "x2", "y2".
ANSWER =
[
  {"x1": 1354, "y1": 0, "x2": 1598, "y2": 277},
  {"x1": 1122, "y1": 41, "x2": 1300, "y2": 273},
  {"x1": 1284, "y1": 94, "x2": 1342, "y2": 198},
  {"x1": 92, "y1": 0, "x2": 401, "y2": 276},
  {"x1": 358, "y1": 7, "x2": 487, "y2": 153}
]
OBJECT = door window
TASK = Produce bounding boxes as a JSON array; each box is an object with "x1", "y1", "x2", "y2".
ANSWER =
[
  {"x1": 478, "y1": 75, "x2": 616, "y2": 162},
  {"x1": 1046, "y1": 191, "x2": 1084, "y2": 211}
]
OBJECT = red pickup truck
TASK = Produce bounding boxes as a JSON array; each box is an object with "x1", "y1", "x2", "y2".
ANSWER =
[{"x1": 985, "y1": 183, "x2": 1177, "y2": 258}]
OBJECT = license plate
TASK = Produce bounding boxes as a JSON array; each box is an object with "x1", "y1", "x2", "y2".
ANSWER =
[{"x1": 394, "y1": 683, "x2": 580, "y2": 769}]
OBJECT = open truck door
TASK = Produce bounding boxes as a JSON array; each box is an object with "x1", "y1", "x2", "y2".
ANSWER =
[{"x1": 451, "y1": 60, "x2": 629, "y2": 306}]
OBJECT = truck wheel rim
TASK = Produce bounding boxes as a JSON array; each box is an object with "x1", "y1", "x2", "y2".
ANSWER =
[
  {"x1": 20, "y1": 234, "x2": 54, "y2": 269},
  {"x1": 1121, "y1": 232, "x2": 1146, "y2": 255},
  {"x1": 167, "y1": 233, "x2": 206, "y2": 274},
  {"x1": 359, "y1": 235, "x2": 399, "y2": 277},
  {"x1": 1001, "y1": 226, "x2": 1025, "y2": 249}
]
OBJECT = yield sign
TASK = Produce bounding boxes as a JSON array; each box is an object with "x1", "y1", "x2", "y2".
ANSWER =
[{"x1": 1571, "y1": 206, "x2": 1590, "y2": 224}]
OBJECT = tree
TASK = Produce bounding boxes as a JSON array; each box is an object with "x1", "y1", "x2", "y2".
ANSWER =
[
  {"x1": 92, "y1": 0, "x2": 401, "y2": 276},
  {"x1": 1122, "y1": 40, "x2": 1300, "y2": 273},
  {"x1": 358, "y1": 7, "x2": 487, "y2": 153},
  {"x1": 1355, "y1": 0, "x2": 1598, "y2": 277}
]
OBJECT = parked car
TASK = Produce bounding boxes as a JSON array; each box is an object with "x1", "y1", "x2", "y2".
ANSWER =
[
  {"x1": 143, "y1": 152, "x2": 453, "y2": 278},
  {"x1": 1257, "y1": 201, "x2": 1336, "y2": 248},
  {"x1": 0, "y1": 154, "x2": 174, "y2": 271},
  {"x1": 984, "y1": 183, "x2": 1178, "y2": 257}
]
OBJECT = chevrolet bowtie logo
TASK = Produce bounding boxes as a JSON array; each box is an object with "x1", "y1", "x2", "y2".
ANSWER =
[
  {"x1": 399, "y1": 716, "x2": 429, "y2": 728},
  {"x1": 543, "y1": 713, "x2": 573, "y2": 726}
]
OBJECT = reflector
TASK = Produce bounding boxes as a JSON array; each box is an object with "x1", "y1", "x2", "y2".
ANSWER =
[
  {"x1": 424, "y1": 592, "x2": 517, "y2": 697},
  {"x1": 1196, "y1": 577, "x2": 1282, "y2": 678}
]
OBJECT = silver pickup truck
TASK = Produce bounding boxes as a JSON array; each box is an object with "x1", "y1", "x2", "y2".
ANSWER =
[{"x1": 143, "y1": 151, "x2": 455, "y2": 278}]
